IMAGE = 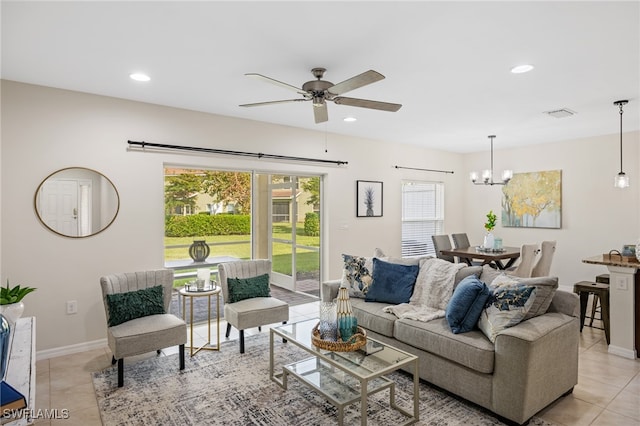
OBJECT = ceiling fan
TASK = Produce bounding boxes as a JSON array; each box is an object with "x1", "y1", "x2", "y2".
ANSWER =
[{"x1": 239, "y1": 67, "x2": 402, "y2": 123}]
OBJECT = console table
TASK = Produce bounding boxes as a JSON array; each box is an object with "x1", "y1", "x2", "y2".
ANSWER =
[{"x1": 2, "y1": 317, "x2": 36, "y2": 425}]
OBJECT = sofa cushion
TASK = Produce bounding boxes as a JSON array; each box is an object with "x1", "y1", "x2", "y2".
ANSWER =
[
  {"x1": 394, "y1": 317, "x2": 496, "y2": 374},
  {"x1": 478, "y1": 284, "x2": 536, "y2": 343},
  {"x1": 365, "y1": 258, "x2": 419, "y2": 304},
  {"x1": 446, "y1": 275, "x2": 491, "y2": 334},
  {"x1": 481, "y1": 265, "x2": 558, "y2": 320},
  {"x1": 350, "y1": 298, "x2": 396, "y2": 337},
  {"x1": 341, "y1": 254, "x2": 373, "y2": 298}
]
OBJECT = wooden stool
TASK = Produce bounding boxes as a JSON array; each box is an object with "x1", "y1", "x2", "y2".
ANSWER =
[
  {"x1": 573, "y1": 281, "x2": 610, "y2": 344},
  {"x1": 590, "y1": 274, "x2": 610, "y2": 326}
]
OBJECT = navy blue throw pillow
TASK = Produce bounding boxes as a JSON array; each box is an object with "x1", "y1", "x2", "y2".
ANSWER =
[
  {"x1": 365, "y1": 258, "x2": 419, "y2": 304},
  {"x1": 446, "y1": 275, "x2": 490, "y2": 334}
]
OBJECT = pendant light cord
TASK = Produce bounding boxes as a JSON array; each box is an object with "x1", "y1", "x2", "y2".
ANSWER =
[{"x1": 619, "y1": 102, "x2": 624, "y2": 173}]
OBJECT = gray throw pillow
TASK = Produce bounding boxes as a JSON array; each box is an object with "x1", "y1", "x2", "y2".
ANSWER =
[{"x1": 486, "y1": 273, "x2": 559, "y2": 320}]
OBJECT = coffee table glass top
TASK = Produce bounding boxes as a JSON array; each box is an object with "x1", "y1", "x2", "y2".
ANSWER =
[{"x1": 272, "y1": 318, "x2": 416, "y2": 379}]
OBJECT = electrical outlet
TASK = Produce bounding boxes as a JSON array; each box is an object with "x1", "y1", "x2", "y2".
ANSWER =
[
  {"x1": 66, "y1": 300, "x2": 78, "y2": 315},
  {"x1": 615, "y1": 277, "x2": 628, "y2": 291}
]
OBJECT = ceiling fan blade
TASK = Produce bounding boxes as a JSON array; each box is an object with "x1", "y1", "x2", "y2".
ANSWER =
[
  {"x1": 239, "y1": 99, "x2": 308, "y2": 107},
  {"x1": 313, "y1": 103, "x2": 328, "y2": 123},
  {"x1": 327, "y1": 70, "x2": 385, "y2": 95},
  {"x1": 333, "y1": 96, "x2": 402, "y2": 112},
  {"x1": 245, "y1": 73, "x2": 308, "y2": 96}
]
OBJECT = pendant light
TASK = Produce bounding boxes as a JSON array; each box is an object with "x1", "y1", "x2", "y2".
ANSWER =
[
  {"x1": 613, "y1": 100, "x2": 629, "y2": 188},
  {"x1": 470, "y1": 135, "x2": 512, "y2": 185}
]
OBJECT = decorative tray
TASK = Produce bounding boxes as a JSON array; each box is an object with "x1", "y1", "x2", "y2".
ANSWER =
[
  {"x1": 311, "y1": 322, "x2": 367, "y2": 352},
  {"x1": 184, "y1": 283, "x2": 218, "y2": 292},
  {"x1": 475, "y1": 246, "x2": 506, "y2": 253}
]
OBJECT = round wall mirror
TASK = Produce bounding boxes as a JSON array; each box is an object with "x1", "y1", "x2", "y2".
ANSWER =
[{"x1": 34, "y1": 167, "x2": 120, "y2": 238}]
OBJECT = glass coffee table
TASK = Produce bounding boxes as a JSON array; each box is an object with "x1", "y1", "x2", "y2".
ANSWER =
[{"x1": 270, "y1": 319, "x2": 419, "y2": 425}]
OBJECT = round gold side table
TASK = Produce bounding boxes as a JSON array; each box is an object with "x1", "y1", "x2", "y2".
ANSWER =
[{"x1": 179, "y1": 285, "x2": 221, "y2": 356}]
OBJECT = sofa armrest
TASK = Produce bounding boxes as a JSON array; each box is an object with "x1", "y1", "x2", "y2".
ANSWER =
[
  {"x1": 491, "y1": 312, "x2": 579, "y2": 424},
  {"x1": 547, "y1": 289, "x2": 579, "y2": 317},
  {"x1": 321, "y1": 280, "x2": 341, "y2": 302}
]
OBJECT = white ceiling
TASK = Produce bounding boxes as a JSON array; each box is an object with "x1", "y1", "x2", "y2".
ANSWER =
[{"x1": 2, "y1": 1, "x2": 639, "y2": 153}]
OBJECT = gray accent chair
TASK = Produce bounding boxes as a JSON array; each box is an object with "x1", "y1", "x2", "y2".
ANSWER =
[
  {"x1": 100, "y1": 269, "x2": 187, "y2": 387},
  {"x1": 431, "y1": 234, "x2": 455, "y2": 263},
  {"x1": 218, "y1": 259, "x2": 289, "y2": 353}
]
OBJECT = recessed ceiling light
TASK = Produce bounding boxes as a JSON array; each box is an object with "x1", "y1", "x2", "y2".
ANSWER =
[
  {"x1": 129, "y1": 73, "x2": 150, "y2": 82},
  {"x1": 511, "y1": 64, "x2": 534, "y2": 74},
  {"x1": 343, "y1": 116, "x2": 357, "y2": 122}
]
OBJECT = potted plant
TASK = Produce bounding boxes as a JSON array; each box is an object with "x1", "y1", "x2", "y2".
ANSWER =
[
  {"x1": 483, "y1": 210, "x2": 497, "y2": 249},
  {"x1": 0, "y1": 280, "x2": 36, "y2": 324}
]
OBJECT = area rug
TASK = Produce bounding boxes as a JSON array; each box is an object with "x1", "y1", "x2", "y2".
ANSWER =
[
  {"x1": 92, "y1": 334, "x2": 555, "y2": 426},
  {"x1": 169, "y1": 286, "x2": 318, "y2": 323}
]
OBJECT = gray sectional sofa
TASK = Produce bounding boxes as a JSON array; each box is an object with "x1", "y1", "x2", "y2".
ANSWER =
[{"x1": 322, "y1": 264, "x2": 580, "y2": 425}]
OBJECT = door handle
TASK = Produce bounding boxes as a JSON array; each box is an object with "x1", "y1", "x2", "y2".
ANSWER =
[{"x1": 73, "y1": 208, "x2": 78, "y2": 219}]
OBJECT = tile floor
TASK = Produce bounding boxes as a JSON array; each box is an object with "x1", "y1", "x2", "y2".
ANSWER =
[{"x1": 32, "y1": 301, "x2": 640, "y2": 425}]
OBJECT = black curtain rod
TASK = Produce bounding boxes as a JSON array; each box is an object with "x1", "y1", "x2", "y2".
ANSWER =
[
  {"x1": 395, "y1": 165, "x2": 454, "y2": 174},
  {"x1": 127, "y1": 140, "x2": 348, "y2": 166}
]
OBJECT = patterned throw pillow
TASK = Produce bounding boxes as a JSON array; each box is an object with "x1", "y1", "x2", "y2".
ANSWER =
[
  {"x1": 477, "y1": 284, "x2": 536, "y2": 343},
  {"x1": 341, "y1": 254, "x2": 374, "y2": 298},
  {"x1": 106, "y1": 285, "x2": 165, "y2": 327},
  {"x1": 489, "y1": 274, "x2": 558, "y2": 320},
  {"x1": 227, "y1": 273, "x2": 270, "y2": 303}
]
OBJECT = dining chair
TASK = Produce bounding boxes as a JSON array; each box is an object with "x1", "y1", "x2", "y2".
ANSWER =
[
  {"x1": 531, "y1": 240, "x2": 556, "y2": 277},
  {"x1": 451, "y1": 233, "x2": 471, "y2": 249},
  {"x1": 218, "y1": 259, "x2": 289, "y2": 353},
  {"x1": 100, "y1": 269, "x2": 187, "y2": 387},
  {"x1": 508, "y1": 244, "x2": 539, "y2": 278},
  {"x1": 451, "y1": 233, "x2": 483, "y2": 266},
  {"x1": 431, "y1": 235, "x2": 455, "y2": 263}
]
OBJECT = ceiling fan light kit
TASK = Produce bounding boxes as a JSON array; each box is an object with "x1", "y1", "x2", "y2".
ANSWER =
[{"x1": 240, "y1": 67, "x2": 402, "y2": 123}]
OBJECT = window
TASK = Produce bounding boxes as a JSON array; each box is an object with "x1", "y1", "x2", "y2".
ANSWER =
[{"x1": 401, "y1": 181, "x2": 444, "y2": 257}]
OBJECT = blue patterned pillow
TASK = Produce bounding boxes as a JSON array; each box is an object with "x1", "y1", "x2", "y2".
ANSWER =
[
  {"x1": 478, "y1": 284, "x2": 536, "y2": 343},
  {"x1": 340, "y1": 254, "x2": 374, "y2": 298},
  {"x1": 365, "y1": 258, "x2": 419, "y2": 304},
  {"x1": 446, "y1": 275, "x2": 491, "y2": 334}
]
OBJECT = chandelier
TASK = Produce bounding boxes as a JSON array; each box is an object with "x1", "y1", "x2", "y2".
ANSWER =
[{"x1": 470, "y1": 135, "x2": 512, "y2": 186}]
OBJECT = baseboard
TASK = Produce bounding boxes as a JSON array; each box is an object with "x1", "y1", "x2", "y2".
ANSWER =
[
  {"x1": 607, "y1": 344, "x2": 637, "y2": 360},
  {"x1": 36, "y1": 338, "x2": 108, "y2": 361}
]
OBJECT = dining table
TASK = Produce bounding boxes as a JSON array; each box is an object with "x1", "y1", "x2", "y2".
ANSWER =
[{"x1": 438, "y1": 246, "x2": 521, "y2": 270}]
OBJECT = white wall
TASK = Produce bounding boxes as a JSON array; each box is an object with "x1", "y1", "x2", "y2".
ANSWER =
[
  {"x1": 2, "y1": 81, "x2": 639, "y2": 354},
  {"x1": 0, "y1": 81, "x2": 466, "y2": 351},
  {"x1": 462, "y1": 132, "x2": 640, "y2": 289}
]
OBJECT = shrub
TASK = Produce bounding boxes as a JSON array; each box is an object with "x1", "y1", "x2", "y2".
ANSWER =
[
  {"x1": 165, "y1": 214, "x2": 250, "y2": 237},
  {"x1": 304, "y1": 212, "x2": 320, "y2": 236}
]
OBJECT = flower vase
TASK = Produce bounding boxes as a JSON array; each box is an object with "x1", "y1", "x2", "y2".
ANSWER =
[
  {"x1": 336, "y1": 286, "x2": 358, "y2": 342},
  {"x1": 483, "y1": 232, "x2": 495, "y2": 250},
  {"x1": 319, "y1": 302, "x2": 338, "y2": 341}
]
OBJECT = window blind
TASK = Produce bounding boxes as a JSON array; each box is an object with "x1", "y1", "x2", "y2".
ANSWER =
[{"x1": 401, "y1": 181, "x2": 444, "y2": 257}]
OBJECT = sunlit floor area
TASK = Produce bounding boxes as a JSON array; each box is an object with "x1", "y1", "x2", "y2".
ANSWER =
[{"x1": 34, "y1": 300, "x2": 640, "y2": 425}]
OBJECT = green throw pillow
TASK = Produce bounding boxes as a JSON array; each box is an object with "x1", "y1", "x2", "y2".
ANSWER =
[
  {"x1": 227, "y1": 274, "x2": 270, "y2": 303},
  {"x1": 106, "y1": 285, "x2": 165, "y2": 327}
]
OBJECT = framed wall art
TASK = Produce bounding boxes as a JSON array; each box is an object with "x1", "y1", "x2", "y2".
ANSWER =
[
  {"x1": 356, "y1": 180, "x2": 383, "y2": 217},
  {"x1": 501, "y1": 170, "x2": 562, "y2": 229}
]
